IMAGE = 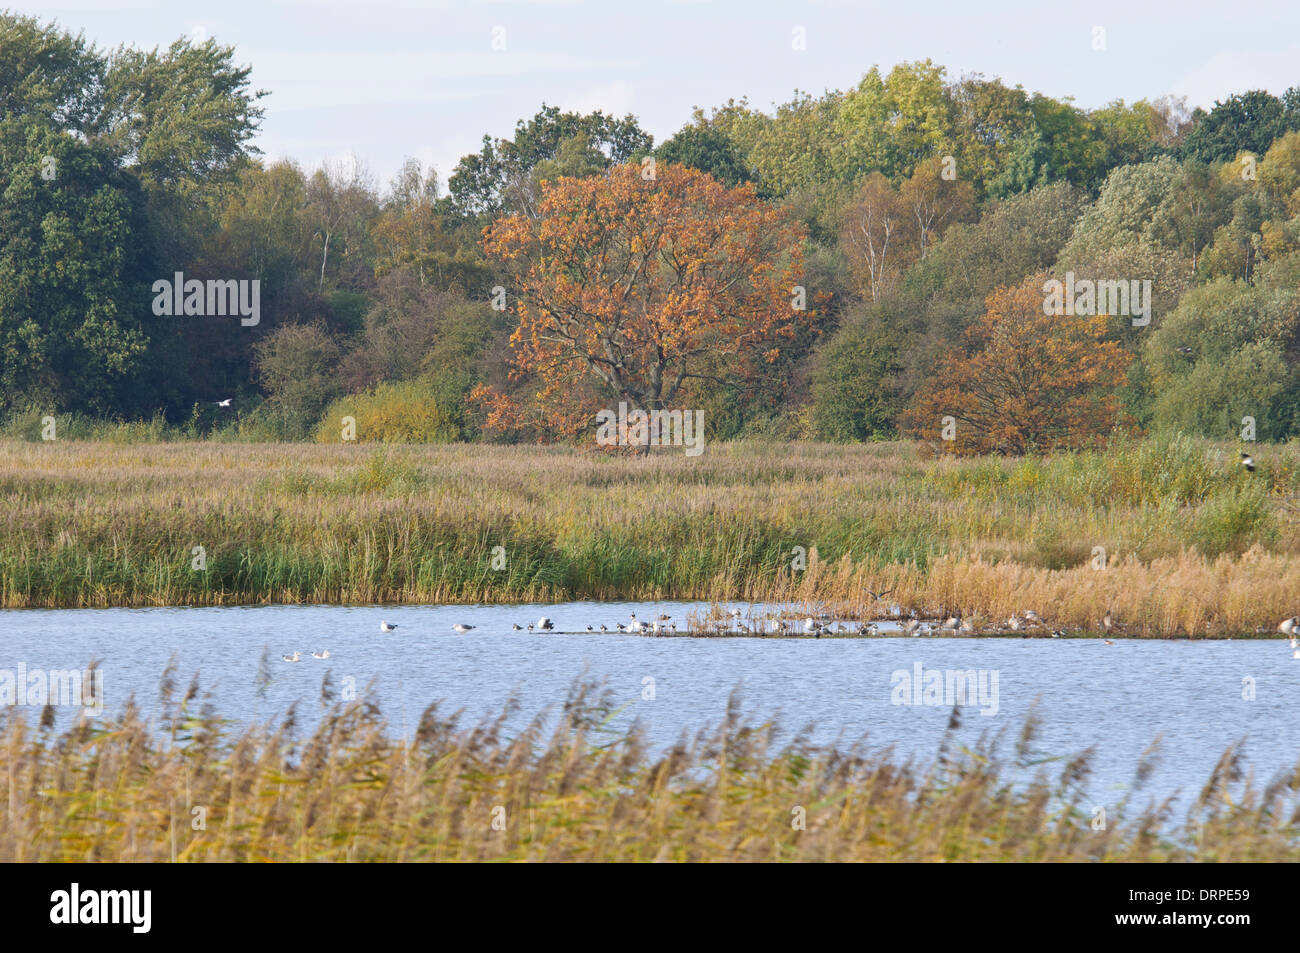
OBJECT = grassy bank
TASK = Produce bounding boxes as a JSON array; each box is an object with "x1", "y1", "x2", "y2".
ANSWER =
[
  {"x1": 3, "y1": 677, "x2": 1296, "y2": 862},
  {"x1": 3, "y1": 435, "x2": 1300, "y2": 635}
]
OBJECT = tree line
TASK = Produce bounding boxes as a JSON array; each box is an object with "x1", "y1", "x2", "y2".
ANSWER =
[{"x1": 5, "y1": 12, "x2": 1300, "y2": 449}]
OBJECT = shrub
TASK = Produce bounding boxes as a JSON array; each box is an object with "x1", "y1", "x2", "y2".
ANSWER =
[{"x1": 314, "y1": 380, "x2": 460, "y2": 443}]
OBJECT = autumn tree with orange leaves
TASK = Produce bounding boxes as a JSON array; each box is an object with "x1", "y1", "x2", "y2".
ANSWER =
[
  {"x1": 473, "y1": 163, "x2": 811, "y2": 442},
  {"x1": 905, "y1": 275, "x2": 1129, "y2": 454}
]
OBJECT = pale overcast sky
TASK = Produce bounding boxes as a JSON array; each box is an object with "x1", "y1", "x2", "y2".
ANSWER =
[{"x1": 11, "y1": 0, "x2": 1300, "y2": 191}]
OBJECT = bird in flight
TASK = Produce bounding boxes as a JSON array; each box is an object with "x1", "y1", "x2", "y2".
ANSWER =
[{"x1": 213, "y1": 398, "x2": 233, "y2": 408}]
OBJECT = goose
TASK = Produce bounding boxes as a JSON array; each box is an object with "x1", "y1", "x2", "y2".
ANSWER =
[
  {"x1": 865, "y1": 588, "x2": 895, "y2": 601},
  {"x1": 1006, "y1": 615, "x2": 1023, "y2": 631},
  {"x1": 1279, "y1": 617, "x2": 1300, "y2": 636},
  {"x1": 1102, "y1": 611, "x2": 1114, "y2": 633},
  {"x1": 862, "y1": 623, "x2": 879, "y2": 636},
  {"x1": 1241, "y1": 452, "x2": 1255, "y2": 472},
  {"x1": 1023, "y1": 610, "x2": 1042, "y2": 625},
  {"x1": 803, "y1": 617, "x2": 820, "y2": 634},
  {"x1": 903, "y1": 619, "x2": 921, "y2": 636},
  {"x1": 379, "y1": 621, "x2": 398, "y2": 633},
  {"x1": 452, "y1": 623, "x2": 475, "y2": 633},
  {"x1": 282, "y1": 651, "x2": 301, "y2": 663},
  {"x1": 311, "y1": 649, "x2": 330, "y2": 659},
  {"x1": 537, "y1": 617, "x2": 554, "y2": 630}
]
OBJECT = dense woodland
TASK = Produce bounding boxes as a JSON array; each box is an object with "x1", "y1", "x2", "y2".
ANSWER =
[{"x1": 6, "y1": 13, "x2": 1300, "y2": 450}]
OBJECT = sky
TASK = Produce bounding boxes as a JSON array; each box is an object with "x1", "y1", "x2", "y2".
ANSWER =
[{"x1": 11, "y1": 0, "x2": 1300, "y2": 193}]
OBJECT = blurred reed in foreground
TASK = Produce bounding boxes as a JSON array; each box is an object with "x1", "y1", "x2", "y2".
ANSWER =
[{"x1": 2, "y1": 672, "x2": 1297, "y2": 861}]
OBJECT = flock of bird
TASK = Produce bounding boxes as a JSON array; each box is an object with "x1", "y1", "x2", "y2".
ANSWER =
[{"x1": 280, "y1": 608, "x2": 1300, "y2": 660}]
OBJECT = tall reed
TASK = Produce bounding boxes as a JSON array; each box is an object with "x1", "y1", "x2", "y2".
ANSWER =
[
  {"x1": 3, "y1": 675, "x2": 1296, "y2": 861},
  {"x1": 3, "y1": 436, "x2": 1299, "y2": 634}
]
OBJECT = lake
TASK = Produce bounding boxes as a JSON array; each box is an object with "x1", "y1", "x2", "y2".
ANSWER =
[{"x1": 2, "y1": 600, "x2": 1297, "y2": 815}]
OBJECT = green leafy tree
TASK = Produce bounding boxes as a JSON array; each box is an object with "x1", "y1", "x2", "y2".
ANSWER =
[
  {"x1": 447, "y1": 104, "x2": 652, "y2": 217},
  {"x1": 1181, "y1": 90, "x2": 1300, "y2": 164},
  {"x1": 656, "y1": 123, "x2": 751, "y2": 187},
  {"x1": 0, "y1": 121, "x2": 152, "y2": 414}
]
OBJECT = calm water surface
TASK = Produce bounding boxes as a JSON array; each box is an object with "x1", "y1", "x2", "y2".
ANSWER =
[{"x1": 3, "y1": 600, "x2": 1298, "y2": 813}]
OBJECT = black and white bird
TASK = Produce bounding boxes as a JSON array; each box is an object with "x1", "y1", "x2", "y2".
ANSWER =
[
  {"x1": 452, "y1": 623, "x2": 474, "y2": 633},
  {"x1": 379, "y1": 621, "x2": 398, "y2": 633},
  {"x1": 537, "y1": 617, "x2": 554, "y2": 630},
  {"x1": 512, "y1": 624, "x2": 523, "y2": 631},
  {"x1": 1241, "y1": 452, "x2": 1255, "y2": 472}
]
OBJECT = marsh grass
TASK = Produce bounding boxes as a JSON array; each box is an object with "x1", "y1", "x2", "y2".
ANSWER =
[
  {"x1": 4, "y1": 435, "x2": 1300, "y2": 634},
  {"x1": 2, "y1": 674, "x2": 1296, "y2": 862}
]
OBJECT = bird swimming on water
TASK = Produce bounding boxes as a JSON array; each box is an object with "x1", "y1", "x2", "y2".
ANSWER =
[
  {"x1": 379, "y1": 621, "x2": 397, "y2": 633},
  {"x1": 282, "y1": 651, "x2": 301, "y2": 663},
  {"x1": 453, "y1": 623, "x2": 475, "y2": 633},
  {"x1": 311, "y1": 649, "x2": 330, "y2": 659},
  {"x1": 537, "y1": 617, "x2": 554, "y2": 630}
]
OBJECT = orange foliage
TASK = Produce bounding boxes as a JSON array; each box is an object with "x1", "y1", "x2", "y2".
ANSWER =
[
  {"x1": 905, "y1": 275, "x2": 1131, "y2": 454},
  {"x1": 475, "y1": 163, "x2": 810, "y2": 439}
]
